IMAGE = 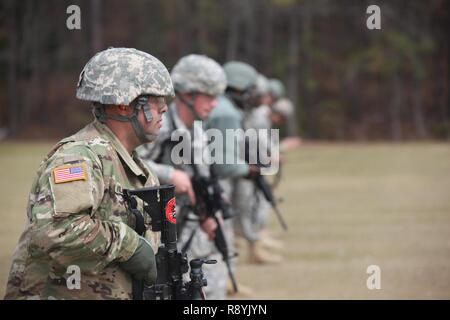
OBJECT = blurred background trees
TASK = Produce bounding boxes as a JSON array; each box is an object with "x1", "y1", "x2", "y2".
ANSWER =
[{"x1": 0, "y1": 0, "x2": 448, "y2": 140}]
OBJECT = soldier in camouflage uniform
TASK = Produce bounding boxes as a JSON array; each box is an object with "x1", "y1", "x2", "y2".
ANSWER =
[
  {"x1": 206, "y1": 61, "x2": 261, "y2": 296},
  {"x1": 268, "y1": 78, "x2": 301, "y2": 151},
  {"x1": 4, "y1": 47, "x2": 174, "y2": 299},
  {"x1": 244, "y1": 75, "x2": 284, "y2": 254},
  {"x1": 233, "y1": 74, "x2": 282, "y2": 265},
  {"x1": 137, "y1": 54, "x2": 229, "y2": 299}
]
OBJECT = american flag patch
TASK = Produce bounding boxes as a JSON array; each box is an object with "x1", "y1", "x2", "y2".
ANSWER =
[{"x1": 53, "y1": 163, "x2": 87, "y2": 184}]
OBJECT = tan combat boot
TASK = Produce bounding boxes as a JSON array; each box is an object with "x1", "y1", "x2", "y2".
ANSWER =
[
  {"x1": 234, "y1": 235, "x2": 246, "y2": 250},
  {"x1": 260, "y1": 233, "x2": 284, "y2": 251},
  {"x1": 248, "y1": 241, "x2": 283, "y2": 265}
]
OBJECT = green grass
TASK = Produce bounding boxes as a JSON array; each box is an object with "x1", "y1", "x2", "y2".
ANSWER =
[
  {"x1": 236, "y1": 143, "x2": 450, "y2": 299},
  {"x1": 1, "y1": 142, "x2": 449, "y2": 299},
  {"x1": 0, "y1": 141, "x2": 56, "y2": 297}
]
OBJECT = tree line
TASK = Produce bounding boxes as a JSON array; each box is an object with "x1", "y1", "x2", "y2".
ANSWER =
[{"x1": 0, "y1": 0, "x2": 448, "y2": 140}]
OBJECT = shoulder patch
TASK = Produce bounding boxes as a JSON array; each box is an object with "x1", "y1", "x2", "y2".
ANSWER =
[
  {"x1": 88, "y1": 137, "x2": 110, "y2": 147},
  {"x1": 63, "y1": 155, "x2": 85, "y2": 164},
  {"x1": 53, "y1": 163, "x2": 88, "y2": 184}
]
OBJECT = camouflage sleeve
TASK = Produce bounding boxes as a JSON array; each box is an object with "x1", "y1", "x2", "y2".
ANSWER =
[
  {"x1": 145, "y1": 160, "x2": 174, "y2": 184},
  {"x1": 28, "y1": 143, "x2": 139, "y2": 273},
  {"x1": 245, "y1": 107, "x2": 272, "y2": 158},
  {"x1": 208, "y1": 115, "x2": 250, "y2": 178}
]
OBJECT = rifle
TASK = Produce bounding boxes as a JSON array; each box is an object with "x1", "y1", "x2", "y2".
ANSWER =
[
  {"x1": 186, "y1": 172, "x2": 239, "y2": 293},
  {"x1": 271, "y1": 158, "x2": 283, "y2": 190},
  {"x1": 244, "y1": 138, "x2": 288, "y2": 231},
  {"x1": 253, "y1": 173, "x2": 288, "y2": 231},
  {"x1": 123, "y1": 184, "x2": 216, "y2": 300}
]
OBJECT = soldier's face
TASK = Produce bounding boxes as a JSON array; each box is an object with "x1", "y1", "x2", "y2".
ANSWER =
[
  {"x1": 270, "y1": 112, "x2": 285, "y2": 125},
  {"x1": 139, "y1": 96, "x2": 168, "y2": 135},
  {"x1": 261, "y1": 94, "x2": 272, "y2": 106},
  {"x1": 193, "y1": 94, "x2": 218, "y2": 120}
]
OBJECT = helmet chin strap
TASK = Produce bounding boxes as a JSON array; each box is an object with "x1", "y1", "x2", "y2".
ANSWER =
[
  {"x1": 226, "y1": 91, "x2": 246, "y2": 109},
  {"x1": 93, "y1": 96, "x2": 156, "y2": 144},
  {"x1": 176, "y1": 91, "x2": 202, "y2": 121},
  {"x1": 226, "y1": 89, "x2": 255, "y2": 112},
  {"x1": 133, "y1": 96, "x2": 158, "y2": 143}
]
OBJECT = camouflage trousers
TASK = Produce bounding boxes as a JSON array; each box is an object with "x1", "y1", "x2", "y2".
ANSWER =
[
  {"x1": 232, "y1": 179, "x2": 271, "y2": 243},
  {"x1": 178, "y1": 216, "x2": 227, "y2": 300}
]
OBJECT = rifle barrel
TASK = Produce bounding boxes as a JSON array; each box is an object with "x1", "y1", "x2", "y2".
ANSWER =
[
  {"x1": 274, "y1": 206, "x2": 288, "y2": 231},
  {"x1": 255, "y1": 176, "x2": 288, "y2": 231},
  {"x1": 226, "y1": 260, "x2": 238, "y2": 293}
]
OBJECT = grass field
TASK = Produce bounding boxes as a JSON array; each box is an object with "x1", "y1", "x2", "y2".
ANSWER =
[{"x1": 1, "y1": 142, "x2": 449, "y2": 299}]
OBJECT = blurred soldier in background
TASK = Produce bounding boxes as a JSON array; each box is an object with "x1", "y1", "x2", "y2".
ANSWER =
[
  {"x1": 4, "y1": 48, "x2": 174, "y2": 299},
  {"x1": 206, "y1": 61, "x2": 273, "y2": 296},
  {"x1": 241, "y1": 74, "x2": 284, "y2": 255},
  {"x1": 236, "y1": 74, "x2": 283, "y2": 264},
  {"x1": 137, "y1": 54, "x2": 229, "y2": 299},
  {"x1": 269, "y1": 78, "x2": 302, "y2": 151}
]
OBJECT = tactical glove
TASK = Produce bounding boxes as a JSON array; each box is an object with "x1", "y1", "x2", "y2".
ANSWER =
[
  {"x1": 246, "y1": 164, "x2": 261, "y2": 179},
  {"x1": 119, "y1": 236, "x2": 157, "y2": 286}
]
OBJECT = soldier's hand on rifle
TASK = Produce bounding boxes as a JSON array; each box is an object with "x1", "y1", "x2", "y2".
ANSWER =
[
  {"x1": 200, "y1": 217, "x2": 218, "y2": 241},
  {"x1": 246, "y1": 164, "x2": 261, "y2": 179},
  {"x1": 171, "y1": 169, "x2": 196, "y2": 204},
  {"x1": 119, "y1": 236, "x2": 157, "y2": 286}
]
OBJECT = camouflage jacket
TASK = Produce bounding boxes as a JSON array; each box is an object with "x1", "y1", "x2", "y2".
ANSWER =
[
  {"x1": 244, "y1": 104, "x2": 273, "y2": 159},
  {"x1": 206, "y1": 95, "x2": 249, "y2": 178},
  {"x1": 4, "y1": 120, "x2": 159, "y2": 300}
]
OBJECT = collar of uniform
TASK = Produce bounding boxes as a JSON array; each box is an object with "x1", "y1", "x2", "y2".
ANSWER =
[
  {"x1": 93, "y1": 120, "x2": 146, "y2": 178},
  {"x1": 168, "y1": 103, "x2": 187, "y2": 131},
  {"x1": 169, "y1": 103, "x2": 210, "y2": 174}
]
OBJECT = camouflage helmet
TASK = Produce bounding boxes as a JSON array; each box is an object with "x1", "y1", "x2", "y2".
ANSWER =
[
  {"x1": 223, "y1": 61, "x2": 258, "y2": 91},
  {"x1": 255, "y1": 74, "x2": 270, "y2": 96},
  {"x1": 76, "y1": 47, "x2": 174, "y2": 106},
  {"x1": 171, "y1": 54, "x2": 226, "y2": 97},
  {"x1": 268, "y1": 78, "x2": 286, "y2": 99}
]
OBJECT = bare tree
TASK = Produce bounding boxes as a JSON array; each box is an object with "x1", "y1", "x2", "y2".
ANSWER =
[
  {"x1": 91, "y1": 0, "x2": 103, "y2": 53},
  {"x1": 5, "y1": 0, "x2": 19, "y2": 137},
  {"x1": 390, "y1": 70, "x2": 403, "y2": 141},
  {"x1": 260, "y1": 0, "x2": 274, "y2": 74},
  {"x1": 242, "y1": 0, "x2": 257, "y2": 63},
  {"x1": 287, "y1": 5, "x2": 300, "y2": 106},
  {"x1": 226, "y1": 0, "x2": 240, "y2": 61},
  {"x1": 177, "y1": 0, "x2": 194, "y2": 56},
  {"x1": 300, "y1": 1, "x2": 313, "y2": 137}
]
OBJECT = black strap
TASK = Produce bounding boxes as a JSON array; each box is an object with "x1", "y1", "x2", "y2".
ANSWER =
[
  {"x1": 175, "y1": 91, "x2": 202, "y2": 121},
  {"x1": 124, "y1": 193, "x2": 146, "y2": 236}
]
